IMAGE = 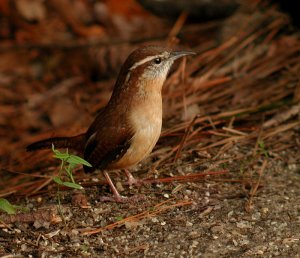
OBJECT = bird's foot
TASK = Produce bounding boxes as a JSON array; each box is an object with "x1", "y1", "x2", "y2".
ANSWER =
[
  {"x1": 99, "y1": 194, "x2": 145, "y2": 203},
  {"x1": 101, "y1": 171, "x2": 145, "y2": 202},
  {"x1": 124, "y1": 169, "x2": 145, "y2": 187},
  {"x1": 126, "y1": 177, "x2": 145, "y2": 187}
]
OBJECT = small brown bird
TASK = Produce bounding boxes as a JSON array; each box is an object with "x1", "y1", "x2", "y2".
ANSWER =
[{"x1": 27, "y1": 45, "x2": 195, "y2": 202}]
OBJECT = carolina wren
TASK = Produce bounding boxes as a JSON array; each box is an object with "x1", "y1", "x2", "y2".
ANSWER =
[{"x1": 27, "y1": 45, "x2": 195, "y2": 202}]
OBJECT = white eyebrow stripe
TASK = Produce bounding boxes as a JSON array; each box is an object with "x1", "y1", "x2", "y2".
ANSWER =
[{"x1": 129, "y1": 54, "x2": 164, "y2": 71}]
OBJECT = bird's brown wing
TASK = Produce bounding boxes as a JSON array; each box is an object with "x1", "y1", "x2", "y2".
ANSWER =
[{"x1": 83, "y1": 115, "x2": 134, "y2": 173}]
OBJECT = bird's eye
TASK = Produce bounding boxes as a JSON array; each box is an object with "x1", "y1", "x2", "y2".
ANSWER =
[{"x1": 154, "y1": 58, "x2": 162, "y2": 64}]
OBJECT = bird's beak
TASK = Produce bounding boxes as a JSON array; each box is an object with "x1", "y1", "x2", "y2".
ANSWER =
[{"x1": 170, "y1": 50, "x2": 196, "y2": 61}]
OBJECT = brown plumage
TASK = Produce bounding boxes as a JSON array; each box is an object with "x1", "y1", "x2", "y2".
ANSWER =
[{"x1": 27, "y1": 45, "x2": 195, "y2": 202}]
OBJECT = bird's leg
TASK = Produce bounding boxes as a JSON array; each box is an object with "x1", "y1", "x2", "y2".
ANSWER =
[
  {"x1": 124, "y1": 169, "x2": 144, "y2": 187},
  {"x1": 101, "y1": 171, "x2": 126, "y2": 202},
  {"x1": 100, "y1": 171, "x2": 144, "y2": 203}
]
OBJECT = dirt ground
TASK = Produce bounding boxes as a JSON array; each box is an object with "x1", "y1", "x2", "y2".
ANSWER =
[{"x1": 1, "y1": 145, "x2": 299, "y2": 257}]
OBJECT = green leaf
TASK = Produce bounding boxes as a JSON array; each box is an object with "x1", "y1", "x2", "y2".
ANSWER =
[
  {"x1": 53, "y1": 176, "x2": 64, "y2": 185},
  {"x1": 258, "y1": 140, "x2": 265, "y2": 149},
  {"x1": 52, "y1": 145, "x2": 71, "y2": 160},
  {"x1": 0, "y1": 198, "x2": 17, "y2": 215},
  {"x1": 53, "y1": 176, "x2": 83, "y2": 189},
  {"x1": 115, "y1": 216, "x2": 124, "y2": 221},
  {"x1": 52, "y1": 144, "x2": 64, "y2": 155},
  {"x1": 67, "y1": 163, "x2": 77, "y2": 170},
  {"x1": 53, "y1": 152, "x2": 70, "y2": 160},
  {"x1": 62, "y1": 181, "x2": 83, "y2": 190},
  {"x1": 67, "y1": 155, "x2": 92, "y2": 167},
  {"x1": 258, "y1": 140, "x2": 269, "y2": 158}
]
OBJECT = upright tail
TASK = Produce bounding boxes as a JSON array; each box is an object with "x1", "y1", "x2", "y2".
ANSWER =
[{"x1": 26, "y1": 133, "x2": 86, "y2": 152}]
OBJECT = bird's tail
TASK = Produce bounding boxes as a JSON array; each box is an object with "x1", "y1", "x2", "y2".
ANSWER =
[{"x1": 26, "y1": 133, "x2": 86, "y2": 152}]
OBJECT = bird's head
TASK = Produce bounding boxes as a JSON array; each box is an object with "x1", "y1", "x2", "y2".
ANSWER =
[{"x1": 113, "y1": 46, "x2": 195, "y2": 95}]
